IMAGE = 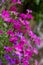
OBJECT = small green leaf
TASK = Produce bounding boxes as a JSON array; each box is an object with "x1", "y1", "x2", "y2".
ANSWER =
[
  {"x1": 3, "y1": 23, "x2": 8, "y2": 28},
  {"x1": 35, "y1": 0, "x2": 40, "y2": 5},
  {"x1": 21, "y1": 0, "x2": 25, "y2": 2}
]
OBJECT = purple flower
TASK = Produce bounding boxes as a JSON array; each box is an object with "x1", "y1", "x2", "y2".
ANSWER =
[
  {"x1": 2, "y1": 0, "x2": 5, "y2": 2},
  {"x1": 4, "y1": 54, "x2": 11, "y2": 60},
  {"x1": 0, "y1": 0, "x2": 5, "y2": 3},
  {"x1": 0, "y1": 59, "x2": 2, "y2": 65},
  {"x1": 4, "y1": 54, "x2": 16, "y2": 65},
  {"x1": 13, "y1": 41, "x2": 18, "y2": 45},
  {"x1": 9, "y1": 58, "x2": 15, "y2": 64},
  {"x1": 15, "y1": 32, "x2": 23, "y2": 37},
  {"x1": 12, "y1": 53, "x2": 15, "y2": 56}
]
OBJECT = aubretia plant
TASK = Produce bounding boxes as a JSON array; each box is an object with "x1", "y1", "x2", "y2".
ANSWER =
[{"x1": 0, "y1": 0, "x2": 40, "y2": 65}]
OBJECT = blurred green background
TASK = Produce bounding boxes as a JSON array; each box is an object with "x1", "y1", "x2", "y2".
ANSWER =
[{"x1": 22, "y1": 0, "x2": 43, "y2": 22}]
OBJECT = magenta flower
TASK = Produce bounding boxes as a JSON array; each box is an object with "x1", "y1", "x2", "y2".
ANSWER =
[
  {"x1": 0, "y1": 30, "x2": 3, "y2": 34},
  {"x1": 7, "y1": 30, "x2": 14, "y2": 37},
  {"x1": 34, "y1": 37, "x2": 40, "y2": 45},
  {"x1": 9, "y1": 37, "x2": 18, "y2": 42},
  {"x1": 10, "y1": 6, "x2": 17, "y2": 11},
  {"x1": 15, "y1": 32, "x2": 23, "y2": 38},
  {"x1": 26, "y1": 9, "x2": 32, "y2": 13},
  {"x1": 4, "y1": 46, "x2": 12, "y2": 52},
  {"x1": 0, "y1": 1, "x2": 40, "y2": 64},
  {"x1": 20, "y1": 13, "x2": 27, "y2": 19},
  {"x1": 17, "y1": 0, "x2": 21, "y2": 4},
  {"x1": 1, "y1": 10, "x2": 10, "y2": 18},
  {"x1": 23, "y1": 61, "x2": 30, "y2": 65},
  {"x1": 12, "y1": 0, "x2": 17, "y2": 3},
  {"x1": 12, "y1": 0, "x2": 21, "y2": 4},
  {"x1": 15, "y1": 51, "x2": 22, "y2": 59},
  {"x1": 3, "y1": 17, "x2": 12, "y2": 22},
  {"x1": 14, "y1": 44, "x2": 22, "y2": 51},
  {"x1": 28, "y1": 30, "x2": 40, "y2": 45},
  {"x1": 33, "y1": 48, "x2": 38, "y2": 55},
  {"x1": 27, "y1": 14, "x2": 33, "y2": 19}
]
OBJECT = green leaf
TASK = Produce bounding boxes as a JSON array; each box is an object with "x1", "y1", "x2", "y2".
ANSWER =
[
  {"x1": 0, "y1": 17, "x2": 3, "y2": 24},
  {"x1": 21, "y1": 0, "x2": 25, "y2": 2},
  {"x1": 3, "y1": 23, "x2": 8, "y2": 28},
  {"x1": 35, "y1": 0, "x2": 40, "y2": 5}
]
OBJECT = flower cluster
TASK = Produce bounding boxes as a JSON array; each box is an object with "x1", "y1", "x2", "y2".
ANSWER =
[{"x1": 0, "y1": 0, "x2": 40, "y2": 65}]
